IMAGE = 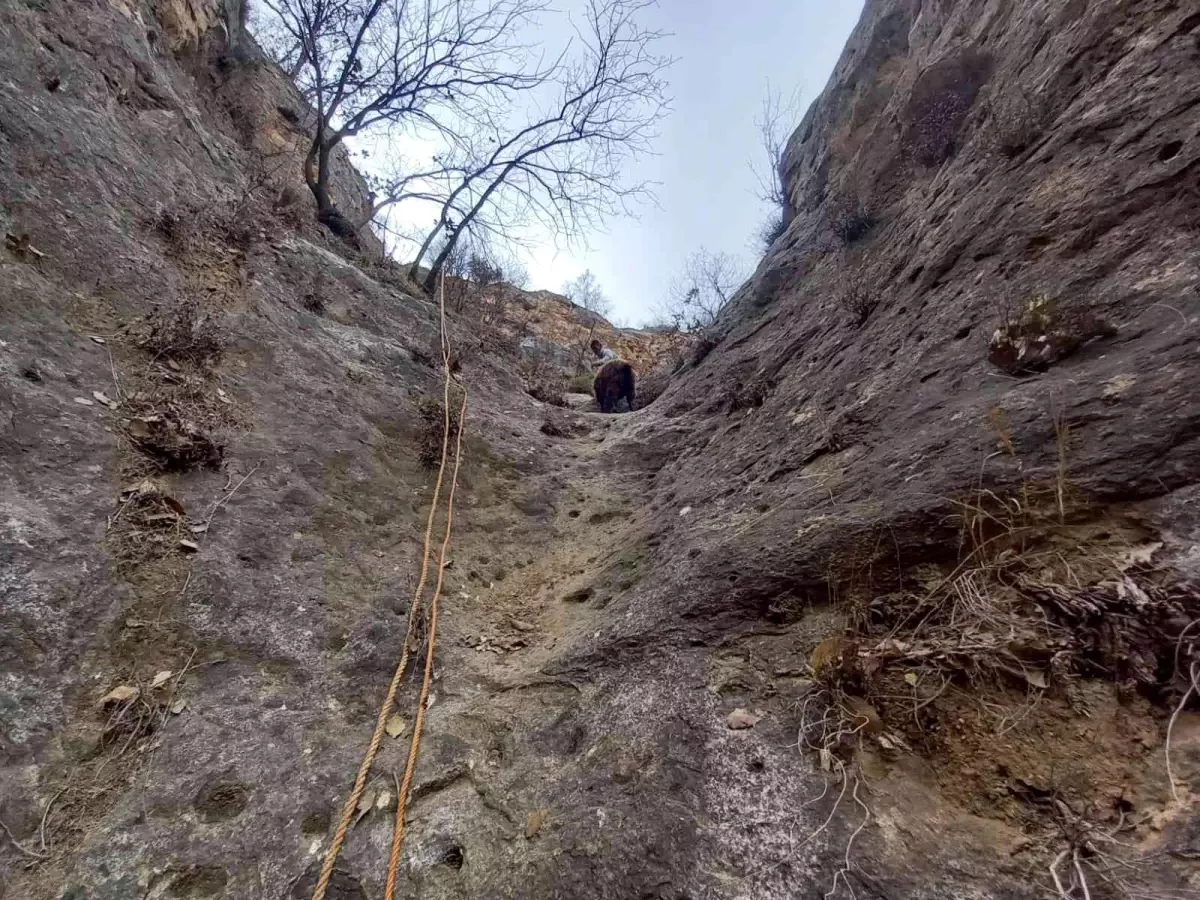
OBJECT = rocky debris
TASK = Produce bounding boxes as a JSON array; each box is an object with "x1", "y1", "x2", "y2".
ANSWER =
[
  {"x1": 513, "y1": 289, "x2": 693, "y2": 376},
  {"x1": 726, "y1": 708, "x2": 761, "y2": 730}
]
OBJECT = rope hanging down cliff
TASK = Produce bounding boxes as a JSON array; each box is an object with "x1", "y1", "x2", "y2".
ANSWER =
[{"x1": 311, "y1": 272, "x2": 467, "y2": 900}]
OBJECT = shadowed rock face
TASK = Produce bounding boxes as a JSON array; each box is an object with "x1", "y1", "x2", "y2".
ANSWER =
[{"x1": 2, "y1": 1, "x2": 1199, "y2": 899}]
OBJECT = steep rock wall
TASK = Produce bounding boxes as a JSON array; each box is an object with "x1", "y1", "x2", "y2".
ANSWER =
[
  {"x1": 2, "y1": 1, "x2": 1199, "y2": 899},
  {"x1": 531, "y1": 0, "x2": 1200, "y2": 896}
]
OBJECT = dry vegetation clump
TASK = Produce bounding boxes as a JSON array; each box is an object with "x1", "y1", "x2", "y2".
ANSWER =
[
  {"x1": 154, "y1": 193, "x2": 276, "y2": 258},
  {"x1": 989, "y1": 292, "x2": 1117, "y2": 375},
  {"x1": 758, "y1": 212, "x2": 788, "y2": 250},
  {"x1": 136, "y1": 296, "x2": 225, "y2": 366},
  {"x1": 785, "y1": 484, "x2": 1199, "y2": 896},
  {"x1": 835, "y1": 262, "x2": 877, "y2": 326},
  {"x1": 725, "y1": 377, "x2": 773, "y2": 413},
  {"x1": 901, "y1": 50, "x2": 992, "y2": 166},
  {"x1": 828, "y1": 194, "x2": 877, "y2": 246},
  {"x1": 124, "y1": 411, "x2": 225, "y2": 473},
  {"x1": 795, "y1": 483, "x2": 1200, "y2": 768},
  {"x1": 114, "y1": 347, "x2": 239, "y2": 478},
  {"x1": 415, "y1": 390, "x2": 463, "y2": 469},
  {"x1": 106, "y1": 478, "x2": 199, "y2": 569},
  {"x1": 94, "y1": 672, "x2": 182, "y2": 757}
]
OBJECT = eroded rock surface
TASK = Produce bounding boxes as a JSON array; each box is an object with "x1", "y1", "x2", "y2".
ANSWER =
[{"x1": 2, "y1": 1, "x2": 1199, "y2": 899}]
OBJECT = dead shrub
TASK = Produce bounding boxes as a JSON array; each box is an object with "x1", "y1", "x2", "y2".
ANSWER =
[
  {"x1": 726, "y1": 377, "x2": 772, "y2": 413},
  {"x1": 138, "y1": 296, "x2": 224, "y2": 365},
  {"x1": 758, "y1": 212, "x2": 788, "y2": 250},
  {"x1": 107, "y1": 478, "x2": 197, "y2": 568},
  {"x1": 901, "y1": 51, "x2": 993, "y2": 166},
  {"x1": 828, "y1": 194, "x2": 877, "y2": 245},
  {"x1": 125, "y1": 411, "x2": 224, "y2": 473},
  {"x1": 989, "y1": 292, "x2": 1117, "y2": 375},
  {"x1": 303, "y1": 291, "x2": 326, "y2": 315},
  {"x1": 415, "y1": 391, "x2": 463, "y2": 470},
  {"x1": 154, "y1": 194, "x2": 275, "y2": 258},
  {"x1": 815, "y1": 487, "x2": 1198, "y2": 761},
  {"x1": 836, "y1": 261, "x2": 877, "y2": 326},
  {"x1": 96, "y1": 679, "x2": 171, "y2": 755}
]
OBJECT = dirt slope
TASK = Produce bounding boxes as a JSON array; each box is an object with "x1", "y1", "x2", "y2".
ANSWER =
[{"x1": 2, "y1": 1, "x2": 1200, "y2": 899}]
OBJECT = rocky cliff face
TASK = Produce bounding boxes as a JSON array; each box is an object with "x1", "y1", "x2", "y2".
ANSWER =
[
  {"x1": 509, "y1": 288, "x2": 690, "y2": 377},
  {"x1": 2, "y1": 1, "x2": 1199, "y2": 899}
]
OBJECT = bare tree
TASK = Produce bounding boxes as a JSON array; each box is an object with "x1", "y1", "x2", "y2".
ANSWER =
[
  {"x1": 563, "y1": 269, "x2": 612, "y2": 370},
  {"x1": 408, "y1": 0, "x2": 671, "y2": 291},
  {"x1": 751, "y1": 82, "x2": 803, "y2": 248},
  {"x1": 503, "y1": 258, "x2": 530, "y2": 291},
  {"x1": 564, "y1": 269, "x2": 610, "y2": 315},
  {"x1": 254, "y1": 0, "x2": 548, "y2": 238},
  {"x1": 658, "y1": 249, "x2": 746, "y2": 331}
]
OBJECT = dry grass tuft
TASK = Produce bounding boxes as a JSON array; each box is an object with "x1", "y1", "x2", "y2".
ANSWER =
[
  {"x1": 415, "y1": 390, "x2": 463, "y2": 470},
  {"x1": 798, "y1": 482, "x2": 1200, "y2": 782},
  {"x1": 124, "y1": 411, "x2": 224, "y2": 473},
  {"x1": 136, "y1": 296, "x2": 224, "y2": 366},
  {"x1": 989, "y1": 292, "x2": 1117, "y2": 376},
  {"x1": 106, "y1": 479, "x2": 197, "y2": 569}
]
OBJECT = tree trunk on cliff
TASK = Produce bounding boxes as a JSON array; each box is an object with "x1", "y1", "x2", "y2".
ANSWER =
[
  {"x1": 256, "y1": 0, "x2": 548, "y2": 244},
  {"x1": 304, "y1": 136, "x2": 357, "y2": 243}
]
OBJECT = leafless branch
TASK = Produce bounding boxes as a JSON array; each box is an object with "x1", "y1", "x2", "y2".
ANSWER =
[
  {"x1": 657, "y1": 247, "x2": 747, "y2": 331},
  {"x1": 252, "y1": 0, "x2": 552, "y2": 239},
  {"x1": 751, "y1": 81, "x2": 802, "y2": 209},
  {"x1": 408, "y1": 0, "x2": 671, "y2": 290},
  {"x1": 750, "y1": 81, "x2": 803, "y2": 248}
]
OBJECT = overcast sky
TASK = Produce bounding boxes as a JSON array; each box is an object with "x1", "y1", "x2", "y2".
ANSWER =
[
  {"x1": 357, "y1": 1, "x2": 865, "y2": 325},
  {"x1": 549, "y1": 0, "x2": 864, "y2": 325}
]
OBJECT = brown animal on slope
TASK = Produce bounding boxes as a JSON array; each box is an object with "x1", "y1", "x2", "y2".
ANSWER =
[{"x1": 594, "y1": 360, "x2": 636, "y2": 413}]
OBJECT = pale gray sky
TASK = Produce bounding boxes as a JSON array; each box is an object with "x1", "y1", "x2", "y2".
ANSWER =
[
  {"x1": 359, "y1": 1, "x2": 865, "y2": 325},
  {"x1": 548, "y1": 0, "x2": 865, "y2": 325}
]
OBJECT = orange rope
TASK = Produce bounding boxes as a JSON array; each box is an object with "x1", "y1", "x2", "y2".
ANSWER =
[
  {"x1": 384, "y1": 385, "x2": 466, "y2": 899},
  {"x1": 311, "y1": 270, "x2": 461, "y2": 900}
]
